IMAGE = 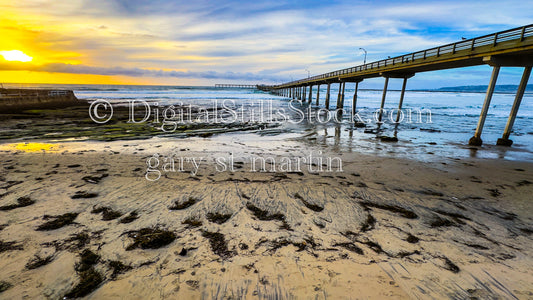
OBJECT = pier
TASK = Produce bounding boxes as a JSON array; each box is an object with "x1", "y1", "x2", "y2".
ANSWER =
[
  {"x1": 262, "y1": 24, "x2": 533, "y2": 146},
  {"x1": 215, "y1": 84, "x2": 258, "y2": 89}
]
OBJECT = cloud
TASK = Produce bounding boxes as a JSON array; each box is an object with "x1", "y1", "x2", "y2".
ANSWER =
[
  {"x1": 0, "y1": 61, "x2": 288, "y2": 82},
  {"x1": 1, "y1": 0, "x2": 532, "y2": 86}
]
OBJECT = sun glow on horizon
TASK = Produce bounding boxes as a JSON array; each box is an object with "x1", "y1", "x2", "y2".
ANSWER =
[{"x1": 0, "y1": 50, "x2": 33, "y2": 62}]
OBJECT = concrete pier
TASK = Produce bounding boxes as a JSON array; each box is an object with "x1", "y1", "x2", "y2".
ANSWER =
[{"x1": 262, "y1": 25, "x2": 533, "y2": 147}]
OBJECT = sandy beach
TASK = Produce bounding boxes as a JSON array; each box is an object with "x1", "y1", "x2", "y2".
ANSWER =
[{"x1": 0, "y1": 133, "x2": 532, "y2": 299}]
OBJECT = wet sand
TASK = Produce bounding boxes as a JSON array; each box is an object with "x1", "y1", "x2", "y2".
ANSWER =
[{"x1": 0, "y1": 137, "x2": 532, "y2": 299}]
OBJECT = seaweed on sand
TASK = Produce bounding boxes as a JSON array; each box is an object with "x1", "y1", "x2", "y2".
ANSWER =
[
  {"x1": 75, "y1": 249, "x2": 100, "y2": 272},
  {"x1": 109, "y1": 260, "x2": 132, "y2": 279},
  {"x1": 36, "y1": 213, "x2": 78, "y2": 231},
  {"x1": 360, "y1": 214, "x2": 376, "y2": 232},
  {"x1": 64, "y1": 249, "x2": 104, "y2": 299},
  {"x1": 169, "y1": 196, "x2": 200, "y2": 210},
  {"x1": 405, "y1": 233, "x2": 420, "y2": 244},
  {"x1": 294, "y1": 193, "x2": 324, "y2": 212},
  {"x1": 334, "y1": 242, "x2": 364, "y2": 255},
  {"x1": 26, "y1": 254, "x2": 55, "y2": 270},
  {"x1": 91, "y1": 206, "x2": 123, "y2": 221},
  {"x1": 64, "y1": 267, "x2": 103, "y2": 299},
  {"x1": 245, "y1": 202, "x2": 285, "y2": 221},
  {"x1": 182, "y1": 217, "x2": 202, "y2": 228},
  {"x1": 0, "y1": 281, "x2": 12, "y2": 293},
  {"x1": 0, "y1": 196, "x2": 35, "y2": 211},
  {"x1": 206, "y1": 212, "x2": 232, "y2": 224},
  {"x1": 0, "y1": 240, "x2": 23, "y2": 252},
  {"x1": 202, "y1": 231, "x2": 235, "y2": 259},
  {"x1": 71, "y1": 191, "x2": 98, "y2": 199},
  {"x1": 125, "y1": 228, "x2": 176, "y2": 250},
  {"x1": 359, "y1": 201, "x2": 418, "y2": 219},
  {"x1": 119, "y1": 211, "x2": 138, "y2": 224}
]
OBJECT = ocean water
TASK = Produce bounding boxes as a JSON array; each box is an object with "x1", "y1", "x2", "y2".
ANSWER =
[{"x1": 4, "y1": 83, "x2": 533, "y2": 161}]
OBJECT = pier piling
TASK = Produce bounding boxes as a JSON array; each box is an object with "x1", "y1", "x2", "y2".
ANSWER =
[
  {"x1": 469, "y1": 66, "x2": 500, "y2": 146},
  {"x1": 352, "y1": 81, "x2": 361, "y2": 119},
  {"x1": 316, "y1": 84, "x2": 320, "y2": 106},
  {"x1": 378, "y1": 77, "x2": 389, "y2": 123},
  {"x1": 497, "y1": 66, "x2": 532, "y2": 146},
  {"x1": 325, "y1": 83, "x2": 331, "y2": 109}
]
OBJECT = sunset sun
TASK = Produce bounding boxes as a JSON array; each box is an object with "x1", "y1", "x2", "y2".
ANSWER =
[{"x1": 0, "y1": 50, "x2": 33, "y2": 62}]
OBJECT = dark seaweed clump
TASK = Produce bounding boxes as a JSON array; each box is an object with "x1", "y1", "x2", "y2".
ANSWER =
[
  {"x1": 26, "y1": 254, "x2": 54, "y2": 270},
  {"x1": 0, "y1": 281, "x2": 12, "y2": 293},
  {"x1": 417, "y1": 189, "x2": 444, "y2": 197},
  {"x1": 361, "y1": 240, "x2": 385, "y2": 254},
  {"x1": 64, "y1": 249, "x2": 104, "y2": 298},
  {"x1": 202, "y1": 231, "x2": 235, "y2": 259},
  {"x1": 206, "y1": 212, "x2": 232, "y2": 224},
  {"x1": 119, "y1": 211, "x2": 138, "y2": 224},
  {"x1": 169, "y1": 196, "x2": 199, "y2": 210},
  {"x1": 361, "y1": 214, "x2": 376, "y2": 232},
  {"x1": 430, "y1": 216, "x2": 456, "y2": 228},
  {"x1": 64, "y1": 268, "x2": 103, "y2": 299},
  {"x1": 109, "y1": 260, "x2": 132, "y2": 279},
  {"x1": 334, "y1": 242, "x2": 364, "y2": 255},
  {"x1": 0, "y1": 196, "x2": 35, "y2": 211},
  {"x1": 359, "y1": 201, "x2": 418, "y2": 219},
  {"x1": 71, "y1": 191, "x2": 99, "y2": 199},
  {"x1": 126, "y1": 228, "x2": 176, "y2": 250},
  {"x1": 434, "y1": 209, "x2": 470, "y2": 225},
  {"x1": 182, "y1": 217, "x2": 202, "y2": 228},
  {"x1": 36, "y1": 213, "x2": 78, "y2": 231},
  {"x1": 67, "y1": 232, "x2": 91, "y2": 250},
  {"x1": 294, "y1": 193, "x2": 324, "y2": 212},
  {"x1": 442, "y1": 256, "x2": 460, "y2": 273},
  {"x1": 91, "y1": 206, "x2": 123, "y2": 221},
  {"x1": 406, "y1": 233, "x2": 420, "y2": 244},
  {"x1": 246, "y1": 202, "x2": 285, "y2": 221},
  {"x1": 75, "y1": 249, "x2": 100, "y2": 272},
  {"x1": 0, "y1": 240, "x2": 23, "y2": 253}
]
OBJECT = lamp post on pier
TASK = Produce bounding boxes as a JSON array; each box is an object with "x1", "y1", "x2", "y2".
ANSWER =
[{"x1": 359, "y1": 48, "x2": 367, "y2": 65}]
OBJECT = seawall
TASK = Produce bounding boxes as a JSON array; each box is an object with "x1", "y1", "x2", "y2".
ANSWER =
[{"x1": 0, "y1": 88, "x2": 85, "y2": 112}]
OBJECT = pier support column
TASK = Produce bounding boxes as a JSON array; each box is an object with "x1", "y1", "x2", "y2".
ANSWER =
[
  {"x1": 308, "y1": 85, "x2": 313, "y2": 103},
  {"x1": 352, "y1": 80, "x2": 361, "y2": 119},
  {"x1": 395, "y1": 77, "x2": 409, "y2": 123},
  {"x1": 325, "y1": 83, "x2": 331, "y2": 109},
  {"x1": 378, "y1": 77, "x2": 389, "y2": 123},
  {"x1": 316, "y1": 85, "x2": 320, "y2": 106},
  {"x1": 303, "y1": 86, "x2": 307, "y2": 102},
  {"x1": 469, "y1": 66, "x2": 500, "y2": 146},
  {"x1": 336, "y1": 82, "x2": 346, "y2": 119},
  {"x1": 497, "y1": 66, "x2": 531, "y2": 146},
  {"x1": 336, "y1": 82, "x2": 342, "y2": 109}
]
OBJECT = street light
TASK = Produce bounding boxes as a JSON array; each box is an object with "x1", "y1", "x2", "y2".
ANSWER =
[
  {"x1": 359, "y1": 48, "x2": 367, "y2": 65},
  {"x1": 305, "y1": 69, "x2": 310, "y2": 78}
]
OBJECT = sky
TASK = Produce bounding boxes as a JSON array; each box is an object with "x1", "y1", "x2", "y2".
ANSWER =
[{"x1": 0, "y1": 0, "x2": 532, "y2": 88}]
